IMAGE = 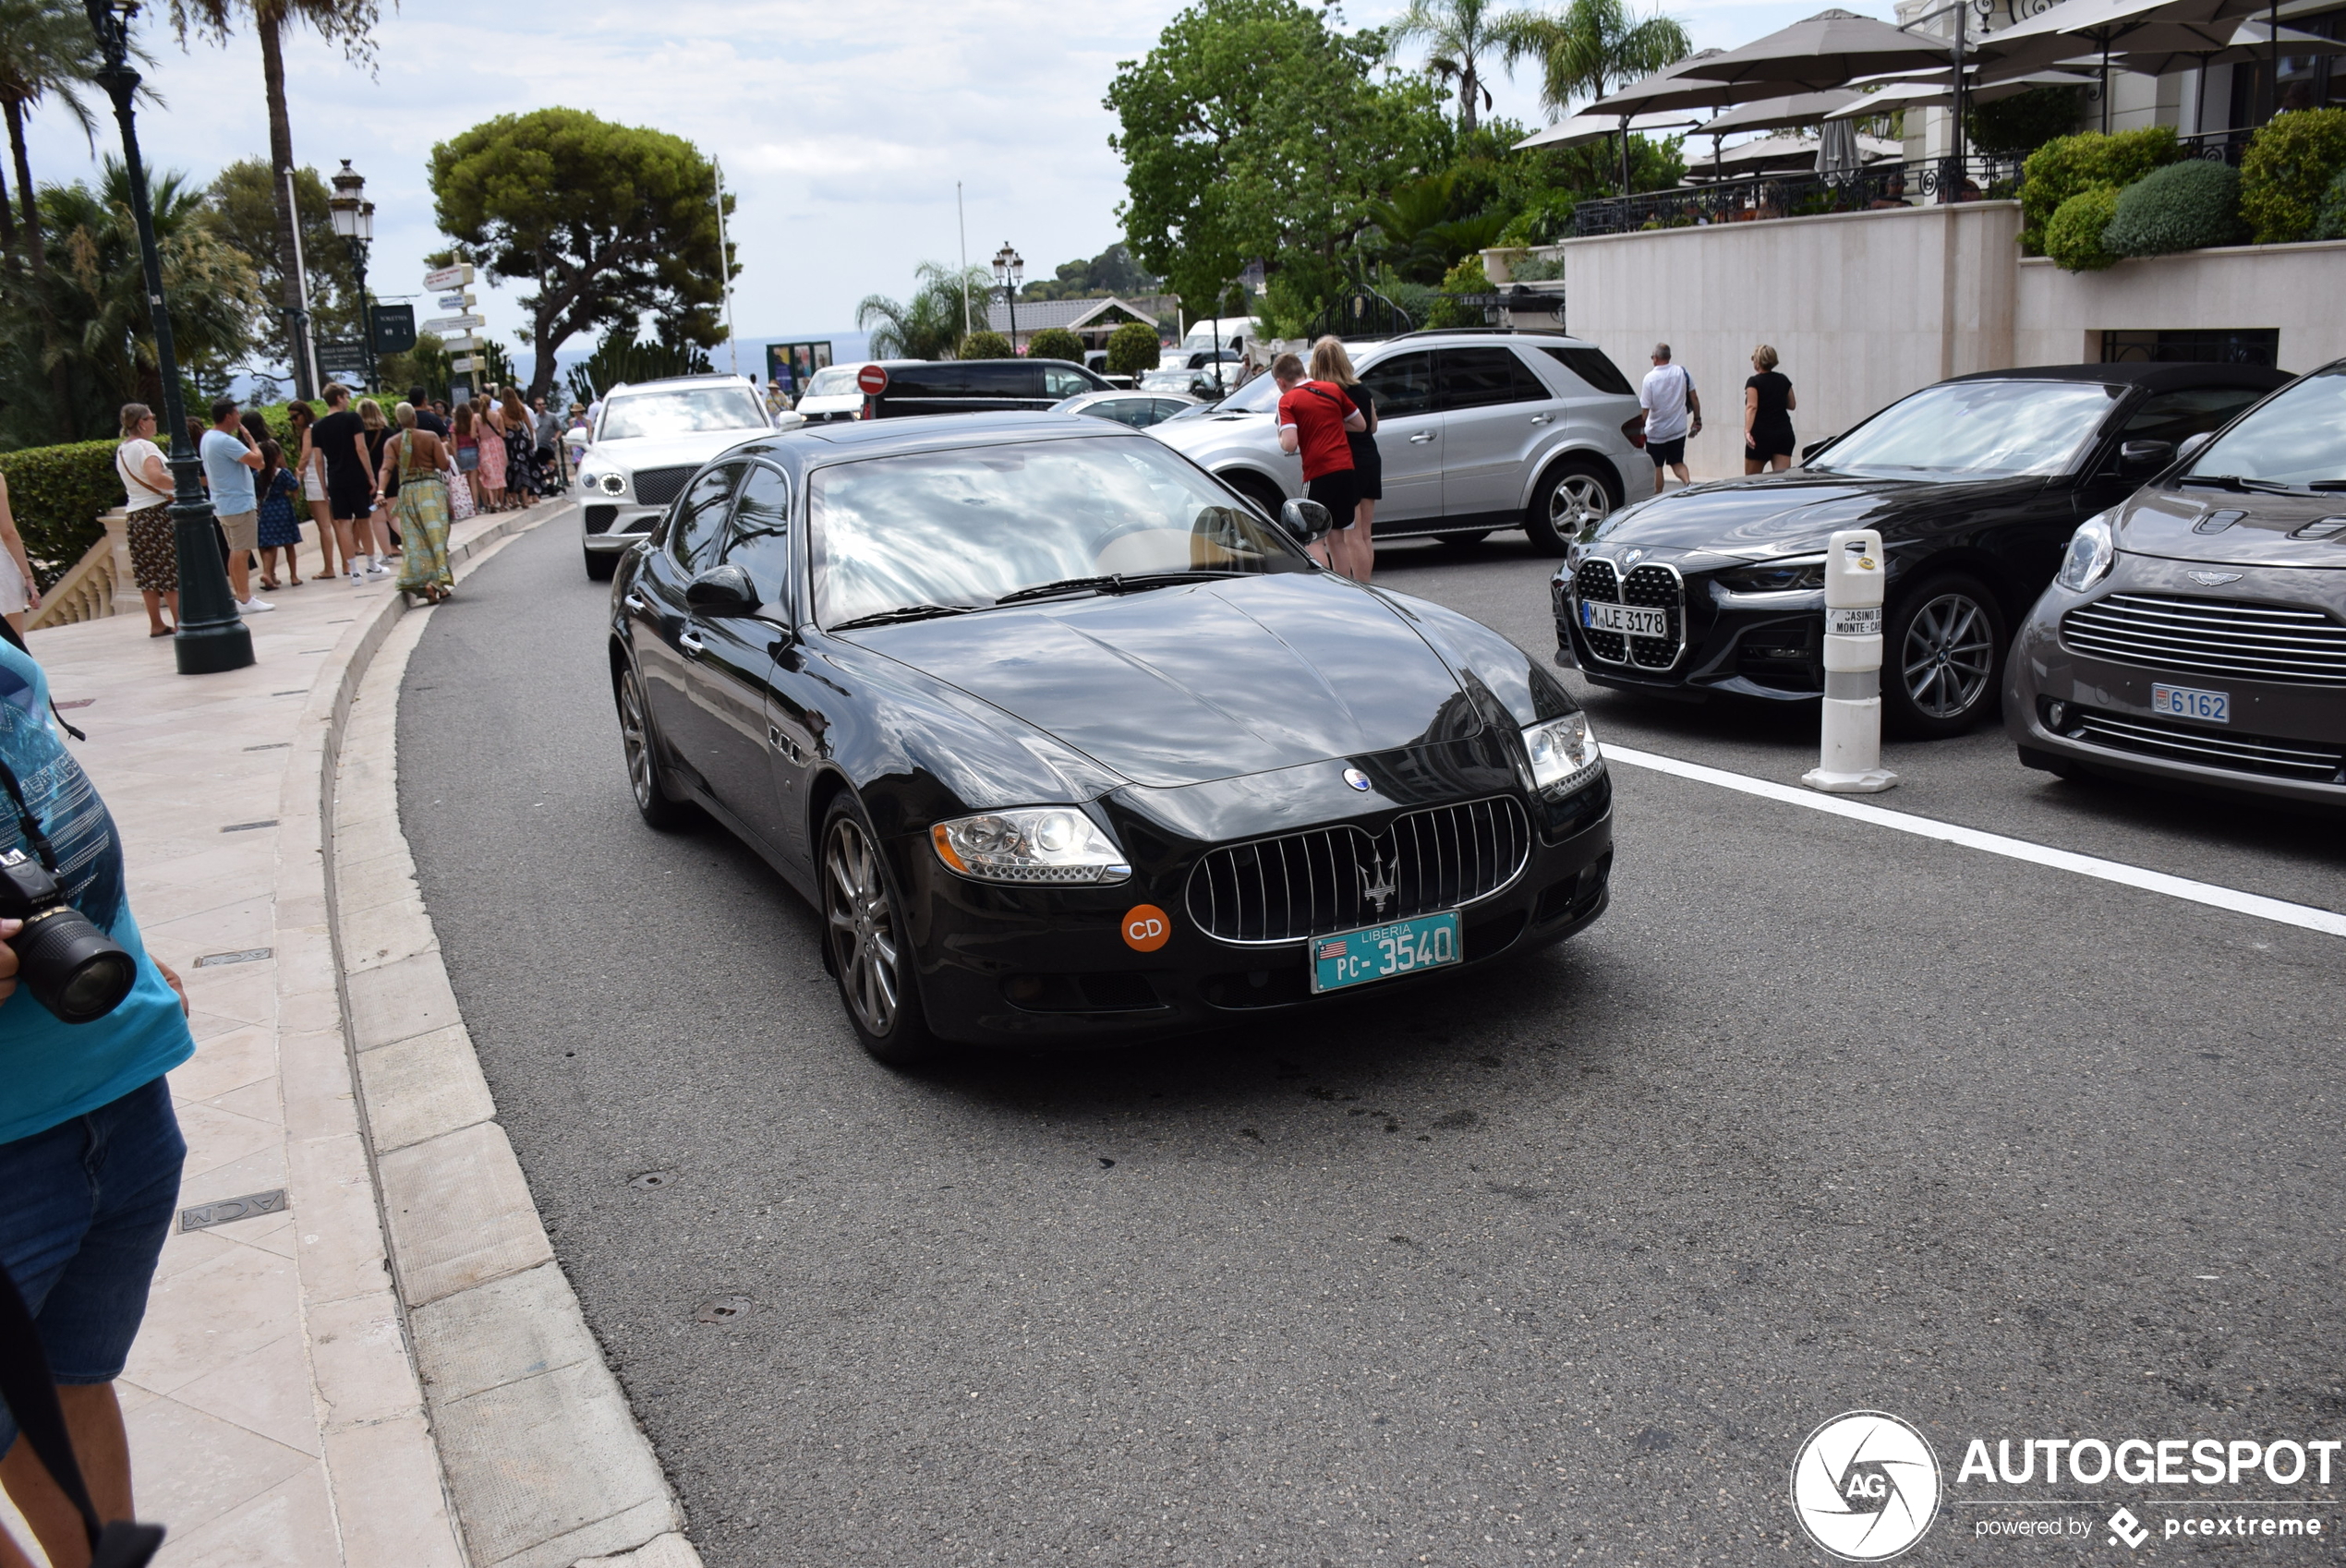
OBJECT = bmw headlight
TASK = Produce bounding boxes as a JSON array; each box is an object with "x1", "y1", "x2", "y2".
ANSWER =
[
  {"x1": 2055, "y1": 512, "x2": 2116, "y2": 592},
  {"x1": 931, "y1": 808, "x2": 1131, "y2": 885},
  {"x1": 1719, "y1": 553, "x2": 1827, "y2": 593},
  {"x1": 1523, "y1": 712, "x2": 1602, "y2": 793}
]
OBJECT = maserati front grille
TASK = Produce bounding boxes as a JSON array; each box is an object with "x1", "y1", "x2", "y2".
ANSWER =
[{"x1": 1184, "y1": 796, "x2": 1531, "y2": 945}]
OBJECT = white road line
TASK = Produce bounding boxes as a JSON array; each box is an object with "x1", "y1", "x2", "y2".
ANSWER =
[{"x1": 1602, "y1": 743, "x2": 2346, "y2": 940}]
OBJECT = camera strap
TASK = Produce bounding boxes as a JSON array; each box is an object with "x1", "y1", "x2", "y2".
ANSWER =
[
  {"x1": 0, "y1": 1264, "x2": 167, "y2": 1565},
  {"x1": 0, "y1": 754, "x2": 62, "y2": 875},
  {"x1": 0, "y1": 618, "x2": 87, "y2": 742}
]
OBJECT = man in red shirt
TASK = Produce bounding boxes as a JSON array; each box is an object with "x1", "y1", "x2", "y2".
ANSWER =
[{"x1": 1273, "y1": 352, "x2": 1367, "y2": 560}]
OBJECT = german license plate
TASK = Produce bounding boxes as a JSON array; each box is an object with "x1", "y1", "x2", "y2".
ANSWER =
[
  {"x1": 1310, "y1": 911, "x2": 1462, "y2": 995},
  {"x1": 1581, "y1": 600, "x2": 1667, "y2": 638},
  {"x1": 2151, "y1": 682, "x2": 2229, "y2": 723}
]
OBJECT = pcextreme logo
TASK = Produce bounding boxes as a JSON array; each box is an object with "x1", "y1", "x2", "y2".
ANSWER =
[{"x1": 1791, "y1": 1411, "x2": 1943, "y2": 1562}]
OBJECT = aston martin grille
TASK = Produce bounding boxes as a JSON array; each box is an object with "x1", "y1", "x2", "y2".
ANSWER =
[
  {"x1": 1572, "y1": 558, "x2": 1685, "y2": 669},
  {"x1": 2061, "y1": 594, "x2": 2346, "y2": 687},
  {"x1": 2073, "y1": 706, "x2": 2346, "y2": 783},
  {"x1": 1185, "y1": 797, "x2": 1531, "y2": 945},
  {"x1": 631, "y1": 464, "x2": 699, "y2": 508}
]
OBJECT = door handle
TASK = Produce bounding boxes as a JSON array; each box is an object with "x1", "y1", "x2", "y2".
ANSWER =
[
  {"x1": 623, "y1": 594, "x2": 647, "y2": 612},
  {"x1": 1409, "y1": 430, "x2": 1436, "y2": 444},
  {"x1": 1530, "y1": 413, "x2": 1554, "y2": 426},
  {"x1": 678, "y1": 630, "x2": 705, "y2": 657}
]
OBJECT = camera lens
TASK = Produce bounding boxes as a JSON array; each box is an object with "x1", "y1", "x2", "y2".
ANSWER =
[{"x1": 14, "y1": 907, "x2": 138, "y2": 1023}]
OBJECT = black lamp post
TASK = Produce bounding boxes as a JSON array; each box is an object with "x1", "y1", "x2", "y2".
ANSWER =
[
  {"x1": 328, "y1": 160, "x2": 377, "y2": 392},
  {"x1": 991, "y1": 242, "x2": 1023, "y2": 353},
  {"x1": 83, "y1": 0, "x2": 252, "y2": 675}
]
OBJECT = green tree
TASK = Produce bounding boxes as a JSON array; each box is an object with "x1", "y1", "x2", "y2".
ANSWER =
[
  {"x1": 1506, "y1": 0, "x2": 1688, "y2": 116},
  {"x1": 960, "y1": 330, "x2": 1012, "y2": 360},
  {"x1": 1026, "y1": 327, "x2": 1086, "y2": 364},
  {"x1": 208, "y1": 159, "x2": 359, "y2": 378},
  {"x1": 562, "y1": 324, "x2": 713, "y2": 404},
  {"x1": 1388, "y1": 0, "x2": 1530, "y2": 134},
  {"x1": 0, "y1": 0, "x2": 103, "y2": 270},
  {"x1": 1021, "y1": 241, "x2": 1159, "y2": 302},
  {"x1": 859, "y1": 260, "x2": 991, "y2": 360},
  {"x1": 429, "y1": 107, "x2": 732, "y2": 403},
  {"x1": 169, "y1": 0, "x2": 383, "y2": 398},
  {"x1": 1105, "y1": 320, "x2": 1160, "y2": 375},
  {"x1": 1107, "y1": 0, "x2": 1448, "y2": 318}
]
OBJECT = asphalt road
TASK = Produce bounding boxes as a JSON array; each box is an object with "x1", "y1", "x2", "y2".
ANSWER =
[{"x1": 401, "y1": 511, "x2": 2346, "y2": 1566}]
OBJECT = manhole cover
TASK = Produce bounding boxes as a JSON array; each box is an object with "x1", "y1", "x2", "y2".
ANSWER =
[
  {"x1": 628, "y1": 1170, "x2": 673, "y2": 1190},
  {"x1": 695, "y1": 1297, "x2": 751, "y2": 1324}
]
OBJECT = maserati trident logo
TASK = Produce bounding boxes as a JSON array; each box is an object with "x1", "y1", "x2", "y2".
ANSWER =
[
  {"x1": 1789, "y1": 1411, "x2": 1941, "y2": 1562},
  {"x1": 1343, "y1": 766, "x2": 1373, "y2": 791},
  {"x1": 2188, "y1": 570, "x2": 2243, "y2": 586},
  {"x1": 1357, "y1": 847, "x2": 1397, "y2": 917}
]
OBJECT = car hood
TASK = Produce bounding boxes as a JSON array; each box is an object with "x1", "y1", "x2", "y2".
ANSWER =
[
  {"x1": 580, "y1": 428, "x2": 768, "y2": 473},
  {"x1": 843, "y1": 573, "x2": 1477, "y2": 788},
  {"x1": 1149, "y1": 407, "x2": 1272, "y2": 448},
  {"x1": 2115, "y1": 485, "x2": 2346, "y2": 570},
  {"x1": 1590, "y1": 471, "x2": 2050, "y2": 559}
]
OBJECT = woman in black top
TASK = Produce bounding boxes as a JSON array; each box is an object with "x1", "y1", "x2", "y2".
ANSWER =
[
  {"x1": 1310, "y1": 336, "x2": 1379, "y2": 583},
  {"x1": 1745, "y1": 344, "x2": 1797, "y2": 474}
]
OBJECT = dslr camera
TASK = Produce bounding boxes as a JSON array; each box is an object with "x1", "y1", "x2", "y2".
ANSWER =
[{"x1": 0, "y1": 848, "x2": 138, "y2": 1022}]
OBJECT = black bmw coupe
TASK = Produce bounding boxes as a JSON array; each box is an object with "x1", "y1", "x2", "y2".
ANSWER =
[
  {"x1": 609, "y1": 414, "x2": 1615, "y2": 1062},
  {"x1": 1554, "y1": 362, "x2": 2290, "y2": 736}
]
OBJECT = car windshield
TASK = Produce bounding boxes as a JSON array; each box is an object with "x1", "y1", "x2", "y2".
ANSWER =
[
  {"x1": 599, "y1": 388, "x2": 767, "y2": 440},
  {"x1": 1808, "y1": 380, "x2": 2119, "y2": 478},
  {"x1": 1213, "y1": 371, "x2": 1282, "y2": 413},
  {"x1": 2180, "y1": 366, "x2": 2345, "y2": 488},
  {"x1": 809, "y1": 436, "x2": 1306, "y2": 628}
]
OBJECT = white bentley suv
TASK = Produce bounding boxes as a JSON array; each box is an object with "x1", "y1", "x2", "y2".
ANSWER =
[{"x1": 577, "y1": 374, "x2": 785, "y2": 578}]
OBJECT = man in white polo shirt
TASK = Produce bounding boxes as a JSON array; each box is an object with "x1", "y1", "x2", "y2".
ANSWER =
[{"x1": 1639, "y1": 343, "x2": 1701, "y2": 494}]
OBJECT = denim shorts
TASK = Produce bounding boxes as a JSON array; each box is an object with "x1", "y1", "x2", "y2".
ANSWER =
[{"x1": 0, "y1": 1075, "x2": 184, "y2": 1452}]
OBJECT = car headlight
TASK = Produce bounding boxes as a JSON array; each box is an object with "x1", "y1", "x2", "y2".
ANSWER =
[
  {"x1": 931, "y1": 807, "x2": 1131, "y2": 885},
  {"x1": 2055, "y1": 512, "x2": 2115, "y2": 592},
  {"x1": 1523, "y1": 712, "x2": 1602, "y2": 793},
  {"x1": 599, "y1": 472, "x2": 627, "y2": 496},
  {"x1": 1718, "y1": 553, "x2": 1827, "y2": 593}
]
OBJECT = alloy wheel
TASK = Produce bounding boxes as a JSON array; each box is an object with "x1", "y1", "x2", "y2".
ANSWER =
[
  {"x1": 1549, "y1": 473, "x2": 1611, "y2": 537},
  {"x1": 1900, "y1": 591, "x2": 1996, "y2": 719},
  {"x1": 826, "y1": 816, "x2": 901, "y2": 1038},
  {"x1": 618, "y1": 669, "x2": 655, "y2": 809}
]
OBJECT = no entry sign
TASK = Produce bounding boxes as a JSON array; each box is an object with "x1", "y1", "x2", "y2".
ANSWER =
[{"x1": 856, "y1": 363, "x2": 889, "y2": 396}]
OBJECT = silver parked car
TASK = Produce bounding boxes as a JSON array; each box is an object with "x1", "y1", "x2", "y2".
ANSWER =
[
  {"x1": 1147, "y1": 329, "x2": 1646, "y2": 552},
  {"x1": 1050, "y1": 388, "x2": 1202, "y2": 428}
]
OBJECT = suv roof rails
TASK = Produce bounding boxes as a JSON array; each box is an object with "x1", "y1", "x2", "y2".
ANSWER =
[{"x1": 1384, "y1": 326, "x2": 1578, "y2": 342}]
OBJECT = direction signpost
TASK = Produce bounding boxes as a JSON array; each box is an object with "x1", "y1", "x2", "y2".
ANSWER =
[{"x1": 425, "y1": 263, "x2": 481, "y2": 401}]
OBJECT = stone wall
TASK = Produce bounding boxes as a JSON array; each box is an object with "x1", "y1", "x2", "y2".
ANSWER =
[{"x1": 2013, "y1": 240, "x2": 2346, "y2": 373}]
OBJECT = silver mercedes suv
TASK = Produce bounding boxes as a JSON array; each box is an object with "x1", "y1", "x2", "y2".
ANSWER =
[
  {"x1": 1147, "y1": 329, "x2": 1646, "y2": 553},
  {"x1": 577, "y1": 374, "x2": 778, "y2": 579}
]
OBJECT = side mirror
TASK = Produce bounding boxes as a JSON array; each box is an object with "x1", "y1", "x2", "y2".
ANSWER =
[
  {"x1": 684, "y1": 563, "x2": 760, "y2": 617},
  {"x1": 2119, "y1": 439, "x2": 2175, "y2": 476},
  {"x1": 1800, "y1": 438, "x2": 1831, "y2": 461},
  {"x1": 2175, "y1": 430, "x2": 2217, "y2": 466},
  {"x1": 1279, "y1": 498, "x2": 1335, "y2": 544}
]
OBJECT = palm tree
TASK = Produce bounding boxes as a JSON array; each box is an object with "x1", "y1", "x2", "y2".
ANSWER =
[
  {"x1": 0, "y1": 0, "x2": 103, "y2": 269},
  {"x1": 1388, "y1": 0, "x2": 1526, "y2": 135},
  {"x1": 858, "y1": 261, "x2": 994, "y2": 360},
  {"x1": 1505, "y1": 0, "x2": 1690, "y2": 118},
  {"x1": 169, "y1": 0, "x2": 383, "y2": 395}
]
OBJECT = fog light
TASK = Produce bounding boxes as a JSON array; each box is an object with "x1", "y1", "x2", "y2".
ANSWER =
[
  {"x1": 1005, "y1": 975, "x2": 1045, "y2": 1003},
  {"x1": 2044, "y1": 699, "x2": 2067, "y2": 730}
]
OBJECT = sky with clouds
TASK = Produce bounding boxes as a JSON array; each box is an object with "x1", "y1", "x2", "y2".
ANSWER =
[{"x1": 22, "y1": 0, "x2": 1893, "y2": 380}]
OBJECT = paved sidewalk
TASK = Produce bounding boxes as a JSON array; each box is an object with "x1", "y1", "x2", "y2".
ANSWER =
[{"x1": 0, "y1": 501, "x2": 685, "y2": 1567}]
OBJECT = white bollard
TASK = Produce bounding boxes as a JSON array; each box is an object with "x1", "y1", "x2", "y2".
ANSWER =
[{"x1": 1800, "y1": 528, "x2": 1900, "y2": 794}]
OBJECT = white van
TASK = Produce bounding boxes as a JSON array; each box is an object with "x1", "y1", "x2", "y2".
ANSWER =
[
  {"x1": 794, "y1": 359, "x2": 923, "y2": 424},
  {"x1": 1160, "y1": 317, "x2": 1263, "y2": 371}
]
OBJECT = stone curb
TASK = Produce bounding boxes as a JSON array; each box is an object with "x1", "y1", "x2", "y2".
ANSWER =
[{"x1": 296, "y1": 504, "x2": 698, "y2": 1568}]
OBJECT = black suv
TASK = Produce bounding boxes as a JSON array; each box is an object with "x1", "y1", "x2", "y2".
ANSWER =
[{"x1": 872, "y1": 359, "x2": 1110, "y2": 418}]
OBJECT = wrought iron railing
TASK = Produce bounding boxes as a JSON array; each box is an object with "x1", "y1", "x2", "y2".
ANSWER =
[
  {"x1": 1570, "y1": 154, "x2": 2026, "y2": 236},
  {"x1": 2176, "y1": 127, "x2": 2252, "y2": 165},
  {"x1": 1310, "y1": 281, "x2": 1416, "y2": 341}
]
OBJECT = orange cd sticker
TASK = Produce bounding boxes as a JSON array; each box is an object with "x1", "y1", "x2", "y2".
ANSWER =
[{"x1": 1121, "y1": 904, "x2": 1171, "y2": 952}]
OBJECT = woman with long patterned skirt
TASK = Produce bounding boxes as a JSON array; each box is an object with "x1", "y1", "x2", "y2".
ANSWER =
[{"x1": 381, "y1": 403, "x2": 455, "y2": 603}]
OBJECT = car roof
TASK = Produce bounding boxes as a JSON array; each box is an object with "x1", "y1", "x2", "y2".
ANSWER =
[
  {"x1": 1945, "y1": 362, "x2": 2293, "y2": 392},
  {"x1": 607, "y1": 374, "x2": 757, "y2": 395},
  {"x1": 791, "y1": 410, "x2": 1131, "y2": 458}
]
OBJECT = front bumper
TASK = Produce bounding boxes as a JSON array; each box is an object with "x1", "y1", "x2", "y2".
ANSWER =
[
  {"x1": 1554, "y1": 559, "x2": 1827, "y2": 703},
  {"x1": 894, "y1": 766, "x2": 1615, "y2": 1044},
  {"x1": 2004, "y1": 557, "x2": 2346, "y2": 808},
  {"x1": 583, "y1": 502, "x2": 664, "y2": 552}
]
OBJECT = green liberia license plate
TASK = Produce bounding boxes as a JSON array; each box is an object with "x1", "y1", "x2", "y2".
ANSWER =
[{"x1": 1310, "y1": 910, "x2": 1462, "y2": 995}]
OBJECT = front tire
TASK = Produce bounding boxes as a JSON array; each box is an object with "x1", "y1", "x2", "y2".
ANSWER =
[
  {"x1": 820, "y1": 795, "x2": 936, "y2": 1067},
  {"x1": 1524, "y1": 461, "x2": 1615, "y2": 556},
  {"x1": 615, "y1": 661, "x2": 697, "y2": 830},
  {"x1": 1884, "y1": 573, "x2": 2007, "y2": 739}
]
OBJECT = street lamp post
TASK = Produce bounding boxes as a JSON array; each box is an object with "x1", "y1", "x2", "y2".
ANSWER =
[
  {"x1": 991, "y1": 243, "x2": 1023, "y2": 354},
  {"x1": 328, "y1": 160, "x2": 377, "y2": 391},
  {"x1": 82, "y1": 0, "x2": 252, "y2": 676}
]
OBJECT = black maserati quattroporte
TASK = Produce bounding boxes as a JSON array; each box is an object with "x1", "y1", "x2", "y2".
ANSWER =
[
  {"x1": 609, "y1": 414, "x2": 1614, "y2": 1062},
  {"x1": 1554, "y1": 362, "x2": 2291, "y2": 736}
]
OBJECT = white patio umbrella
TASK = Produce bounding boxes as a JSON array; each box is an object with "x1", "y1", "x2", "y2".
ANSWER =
[
  {"x1": 1683, "y1": 132, "x2": 1903, "y2": 178},
  {"x1": 1970, "y1": 0, "x2": 2274, "y2": 128},
  {"x1": 1580, "y1": 48, "x2": 1839, "y2": 192},
  {"x1": 2096, "y1": 18, "x2": 2346, "y2": 130},
  {"x1": 1699, "y1": 89, "x2": 1870, "y2": 136},
  {"x1": 1672, "y1": 8, "x2": 1965, "y2": 92},
  {"x1": 1820, "y1": 70, "x2": 2098, "y2": 118},
  {"x1": 1515, "y1": 109, "x2": 1707, "y2": 150}
]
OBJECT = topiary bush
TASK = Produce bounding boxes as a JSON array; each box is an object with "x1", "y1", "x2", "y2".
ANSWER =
[
  {"x1": 2103, "y1": 159, "x2": 2243, "y2": 257},
  {"x1": 958, "y1": 330, "x2": 1012, "y2": 360},
  {"x1": 1025, "y1": 327, "x2": 1086, "y2": 364},
  {"x1": 2020, "y1": 127, "x2": 2182, "y2": 255},
  {"x1": 2315, "y1": 167, "x2": 2346, "y2": 241},
  {"x1": 0, "y1": 440, "x2": 125, "y2": 589},
  {"x1": 2240, "y1": 107, "x2": 2346, "y2": 242},
  {"x1": 1104, "y1": 320, "x2": 1161, "y2": 376},
  {"x1": 2045, "y1": 185, "x2": 2123, "y2": 271}
]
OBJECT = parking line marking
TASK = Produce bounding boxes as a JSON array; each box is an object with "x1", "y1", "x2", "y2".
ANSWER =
[{"x1": 1602, "y1": 744, "x2": 2346, "y2": 939}]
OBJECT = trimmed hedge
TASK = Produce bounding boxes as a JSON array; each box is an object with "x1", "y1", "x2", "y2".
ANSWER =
[
  {"x1": 959, "y1": 330, "x2": 1012, "y2": 360},
  {"x1": 0, "y1": 441, "x2": 126, "y2": 590},
  {"x1": 2020, "y1": 127, "x2": 2181, "y2": 255},
  {"x1": 1105, "y1": 320, "x2": 1160, "y2": 376},
  {"x1": 1025, "y1": 327, "x2": 1087, "y2": 365},
  {"x1": 2045, "y1": 185, "x2": 2123, "y2": 271},
  {"x1": 2315, "y1": 166, "x2": 2346, "y2": 241},
  {"x1": 2240, "y1": 107, "x2": 2346, "y2": 243},
  {"x1": 2105, "y1": 159, "x2": 2243, "y2": 257}
]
